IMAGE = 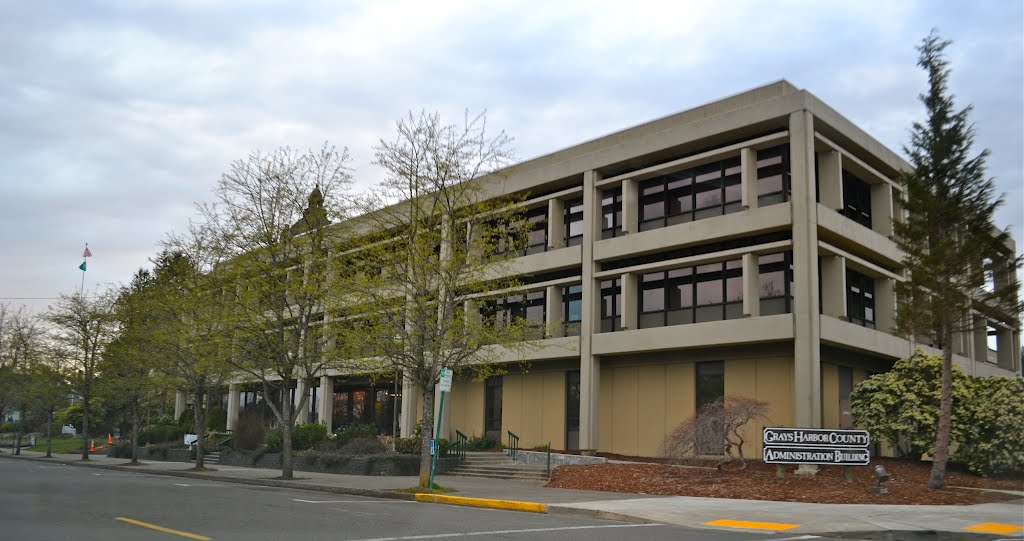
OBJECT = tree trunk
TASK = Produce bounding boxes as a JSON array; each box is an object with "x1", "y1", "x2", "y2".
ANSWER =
[
  {"x1": 418, "y1": 388, "x2": 435, "y2": 488},
  {"x1": 929, "y1": 326, "x2": 955, "y2": 489},
  {"x1": 45, "y1": 409, "x2": 53, "y2": 458},
  {"x1": 281, "y1": 396, "x2": 294, "y2": 480},
  {"x1": 193, "y1": 392, "x2": 206, "y2": 470},
  {"x1": 81, "y1": 396, "x2": 90, "y2": 460},
  {"x1": 130, "y1": 402, "x2": 140, "y2": 465}
]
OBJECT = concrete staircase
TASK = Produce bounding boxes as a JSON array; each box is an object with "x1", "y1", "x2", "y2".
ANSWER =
[
  {"x1": 445, "y1": 452, "x2": 550, "y2": 481},
  {"x1": 203, "y1": 451, "x2": 221, "y2": 465}
]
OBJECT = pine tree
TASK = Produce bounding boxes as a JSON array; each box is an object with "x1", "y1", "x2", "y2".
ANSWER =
[{"x1": 895, "y1": 31, "x2": 1023, "y2": 489}]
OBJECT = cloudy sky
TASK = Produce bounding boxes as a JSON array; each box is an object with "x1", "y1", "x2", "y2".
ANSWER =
[{"x1": 2, "y1": 0, "x2": 1021, "y2": 314}]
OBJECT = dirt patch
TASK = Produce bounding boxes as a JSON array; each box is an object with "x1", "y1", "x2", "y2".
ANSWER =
[{"x1": 546, "y1": 457, "x2": 1024, "y2": 505}]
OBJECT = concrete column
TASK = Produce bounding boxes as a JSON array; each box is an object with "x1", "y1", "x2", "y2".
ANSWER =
[
  {"x1": 318, "y1": 375, "x2": 334, "y2": 431},
  {"x1": 547, "y1": 198, "x2": 565, "y2": 250},
  {"x1": 226, "y1": 384, "x2": 240, "y2": 432},
  {"x1": 295, "y1": 379, "x2": 310, "y2": 424},
  {"x1": 620, "y1": 272, "x2": 638, "y2": 330},
  {"x1": 996, "y1": 327, "x2": 1015, "y2": 370},
  {"x1": 621, "y1": 178, "x2": 638, "y2": 235},
  {"x1": 820, "y1": 256, "x2": 847, "y2": 319},
  {"x1": 972, "y1": 315, "x2": 989, "y2": 364},
  {"x1": 546, "y1": 285, "x2": 564, "y2": 338},
  {"x1": 742, "y1": 253, "x2": 759, "y2": 317},
  {"x1": 740, "y1": 147, "x2": 758, "y2": 210},
  {"x1": 433, "y1": 383, "x2": 452, "y2": 440},
  {"x1": 579, "y1": 169, "x2": 603, "y2": 452},
  {"x1": 174, "y1": 391, "x2": 187, "y2": 421},
  {"x1": 399, "y1": 372, "x2": 420, "y2": 438},
  {"x1": 871, "y1": 183, "x2": 894, "y2": 238},
  {"x1": 789, "y1": 110, "x2": 822, "y2": 430},
  {"x1": 874, "y1": 277, "x2": 895, "y2": 334},
  {"x1": 818, "y1": 150, "x2": 843, "y2": 211}
]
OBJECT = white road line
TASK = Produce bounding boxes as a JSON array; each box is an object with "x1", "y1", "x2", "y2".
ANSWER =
[
  {"x1": 293, "y1": 499, "x2": 413, "y2": 504},
  {"x1": 754, "y1": 536, "x2": 819, "y2": 541},
  {"x1": 347, "y1": 524, "x2": 660, "y2": 541},
  {"x1": 174, "y1": 483, "x2": 191, "y2": 487}
]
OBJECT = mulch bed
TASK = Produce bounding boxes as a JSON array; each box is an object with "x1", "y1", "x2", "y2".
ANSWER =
[{"x1": 546, "y1": 456, "x2": 1024, "y2": 505}]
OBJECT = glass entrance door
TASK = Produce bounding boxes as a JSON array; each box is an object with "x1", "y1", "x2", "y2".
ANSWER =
[{"x1": 484, "y1": 376, "x2": 503, "y2": 442}]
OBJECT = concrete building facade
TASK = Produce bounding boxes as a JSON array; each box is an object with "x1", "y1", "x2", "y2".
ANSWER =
[{"x1": 200, "y1": 81, "x2": 1020, "y2": 458}]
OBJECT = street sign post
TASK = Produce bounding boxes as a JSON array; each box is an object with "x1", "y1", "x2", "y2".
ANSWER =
[
  {"x1": 438, "y1": 368, "x2": 453, "y2": 392},
  {"x1": 429, "y1": 368, "x2": 453, "y2": 491}
]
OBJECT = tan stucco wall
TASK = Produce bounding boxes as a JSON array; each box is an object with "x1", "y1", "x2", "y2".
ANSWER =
[
  {"x1": 447, "y1": 378, "x2": 485, "y2": 439},
  {"x1": 821, "y1": 363, "x2": 840, "y2": 428},
  {"x1": 724, "y1": 356, "x2": 794, "y2": 457},
  {"x1": 501, "y1": 371, "x2": 567, "y2": 449}
]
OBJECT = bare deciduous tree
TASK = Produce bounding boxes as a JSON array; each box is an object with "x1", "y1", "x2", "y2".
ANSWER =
[{"x1": 662, "y1": 396, "x2": 770, "y2": 470}]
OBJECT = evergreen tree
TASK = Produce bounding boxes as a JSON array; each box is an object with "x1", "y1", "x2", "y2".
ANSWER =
[{"x1": 895, "y1": 31, "x2": 1023, "y2": 489}]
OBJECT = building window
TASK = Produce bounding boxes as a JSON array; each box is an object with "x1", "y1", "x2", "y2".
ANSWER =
[
  {"x1": 838, "y1": 366, "x2": 854, "y2": 429},
  {"x1": 601, "y1": 188, "x2": 622, "y2": 239},
  {"x1": 563, "y1": 284, "x2": 582, "y2": 336},
  {"x1": 524, "y1": 206, "x2": 548, "y2": 255},
  {"x1": 600, "y1": 278, "x2": 621, "y2": 332},
  {"x1": 757, "y1": 145, "x2": 790, "y2": 206},
  {"x1": 695, "y1": 360, "x2": 725, "y2": 454},
  {"x1": 564, "y1": 198, "x2": 584, "y2": 246},
  {"x1": 841, "y1": 170, "x2": 872, "y2": 229},
  {"x1": 482, "y1": 290, "x2": 546, "y2": 339},
  {"x1": 639, "y1": 156, "x2": 742, "y2": 232},
  {"x1": 846, "y1": 269, "x2": 875, "y2": 329},
  {"x1": 566, "y1": 370, "x2": 580, "y2": 451},
  {"x1": 484, "y1": 376, "x2": 503, "y2": 441},
  {"x1": 758, "y1": 252, "x2": 793, "y2": 315},
  {"x1": 637, "y1": 258, "x2": 743, "y2": 328}
]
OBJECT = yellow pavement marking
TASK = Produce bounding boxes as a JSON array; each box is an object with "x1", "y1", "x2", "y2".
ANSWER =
[
  {"x1": 114, "y1": 517, "x2": 211, "y2": 540},
  {"x1": 414, "y1": 493, "x2": 547, "y2": 513},
  {"x1": 963, "y1": 522, "x2": 1024, "y2": 535},
  {"x1": 704, "y1": 519, "x2": 799, "y2": 531}
]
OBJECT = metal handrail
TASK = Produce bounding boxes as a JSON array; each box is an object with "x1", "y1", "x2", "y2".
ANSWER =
[{"x1": 507, "y1": 430, "x2": 519, "y2": 461}]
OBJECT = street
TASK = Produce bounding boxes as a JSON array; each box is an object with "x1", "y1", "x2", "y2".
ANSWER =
[{"x1": 0, "y1": 459, "x2": 780, "y2": 541}]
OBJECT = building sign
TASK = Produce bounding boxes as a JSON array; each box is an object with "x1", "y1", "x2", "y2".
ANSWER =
[
  {"x1": 763, "y1": 427, "x2": 871, "y2": 466},
  {"x1": 438, "y1": 368, "x2": 453, "y2": 392}
]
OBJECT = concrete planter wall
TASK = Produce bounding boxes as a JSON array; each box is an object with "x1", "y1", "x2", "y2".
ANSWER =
[
  {"x1": 513, "y1": 450, "x2": 607, "y2": 468},
  {"x1": 107, "y1": 444, "x2": 190, "y2": 462},
  {"x1": 220, "y1": 450, "x2": 419, "y2": 476}
]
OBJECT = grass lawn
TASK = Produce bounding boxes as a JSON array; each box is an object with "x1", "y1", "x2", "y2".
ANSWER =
[{"x1": 25, "y1": 437, "x2": 89, "y2": 454}]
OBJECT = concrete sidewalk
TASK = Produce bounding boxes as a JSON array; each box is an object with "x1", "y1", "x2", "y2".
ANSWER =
[{"x1": 3, "y1": 450, "x2": 1021, "y2": 537}]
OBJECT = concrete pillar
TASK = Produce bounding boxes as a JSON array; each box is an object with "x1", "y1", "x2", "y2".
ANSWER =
[
  {"x1": 996, "y1": 327, "x2": 1015, "y2": 370},
  {"x1": 621, "y1": 178, "x2": 638, "y2": 235},
  {"x1": 820, "y1": 256, "x2": 847, "y2": 319},
  {"x1": 547, "y1": 198, "x2": 565, "y2": 250},
  {"x1": 620, "y1": 272, "x2": 638, "y2": 330},
  {"x1": 874, "y1": 277, "x2": 895, "y2": 334},
  {"x1": 579, "y1": 169, "x2": 603, "y2": 452},
  {"x1": 318, "y1": 375, "x2": 334, "y2": 431},
  {"x1": 295, "y1": 379, "x2": 310, "y2": 424},
  {"x1": 174, "y1": 391, "x2": 187, "y2": 421},
  {"x1": 871, "y1": 183, "x2": 894, "y2": 238},
  {"x1": 789, "y1": 110, "x2": 822, "y2": 429},
  {"x1": 399, "y1": 372, "x2": 420, "y2": 438},
  {"x1": 818, "y1": 150, "x2": 842, "y2": 211},
  {"x1": 740, "y1": 147, "x2": 758, "y2": 210},
  {"x1": 226, "y1": 384, "x2": 240, "y2": 432},
  {"x1": 972, "y1": 315, "x2": 989, "y2": 364},
  {"x1": 546, "y1": 285, "x2": 564, "y2": 338},
  {"x1": 742, "y1": 253, "x2": 759, "y2": 317}
]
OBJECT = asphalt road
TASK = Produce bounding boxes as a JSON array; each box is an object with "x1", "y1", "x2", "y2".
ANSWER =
[{"x1": 0, "y1": 459, "x2": 794, "y2": 541}]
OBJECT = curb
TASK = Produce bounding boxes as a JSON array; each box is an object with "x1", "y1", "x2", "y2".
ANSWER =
[
  {"x1": 415, "y1": 493, "x2": 546, "y2": 513},
  {"x1": 547, "y1": 505, "x2": 657, "y2": 524},
  {"x1": 0, "y1": 454, "x2": 414, "y2": 501}
]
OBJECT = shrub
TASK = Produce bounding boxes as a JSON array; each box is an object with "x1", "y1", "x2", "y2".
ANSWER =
[
  {"x1": 338, "y1": 437, "x2": 386, "y2": 456},
  {"x1": 465, "y1": 435, "x2": 499, "y2": 451},
  {"x1": 233, "y1": 412, "x2": 266, "y2": 451},
  {"x1": 955, "y1": 376, "x2": 1024, "y2": 476},
  {"x1": 531, "y1": 443, "x2": 550, "y2": 452},
  {"x1": 207, "y1": 406, "x2": 227, "y2": 432},
  {"x1": 293, "y1": 423, "x2": 328, "y2": 451},
  {"x1": 177, "y1": 408, "x2": 195, "y2": 431},
  {"x1": 334, "y1": 424, "x2": 379, "y2": 448},
  {"x1": 139, "y1": 423, "x2": 182, "y2": 445},
  {"x1": 395, "y1": 437, "x2": 421, "y2": 454}
]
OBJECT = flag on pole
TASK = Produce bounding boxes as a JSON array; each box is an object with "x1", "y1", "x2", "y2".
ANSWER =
[
  {"x1": 83, "y1": 246, "x2": 93, "y2": 258},
  {"x1": 79, "y1": 260, "x2": 87, "y2": 271}
]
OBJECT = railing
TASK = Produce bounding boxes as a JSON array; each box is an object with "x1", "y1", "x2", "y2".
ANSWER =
[
  {"x1": 440, "y1": 430, "x2": 468, "y2": 463},
  {"x1": 507, "y1": 430, "x2": 520, "y2": 461}
]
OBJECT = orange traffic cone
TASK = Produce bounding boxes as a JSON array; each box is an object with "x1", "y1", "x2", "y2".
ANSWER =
[
  {"x1": 90, "y1": 440, "x2": 95, "y2": 452},
  {"x1": 108, "y1": 433, "x2": 113, "y2": 444}
]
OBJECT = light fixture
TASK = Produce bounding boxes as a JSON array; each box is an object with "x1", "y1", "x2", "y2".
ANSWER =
[{"x1": 870, "y1": 464, "x2": 890, "y2": 494}]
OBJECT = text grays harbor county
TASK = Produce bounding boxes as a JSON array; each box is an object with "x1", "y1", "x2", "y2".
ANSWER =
[{"x1": 762, "y1": 429, "x2": 870, "y2": 447}]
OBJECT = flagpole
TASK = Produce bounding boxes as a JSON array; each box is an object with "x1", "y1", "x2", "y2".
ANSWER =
[{"x1": 80, "y1": 242, "x2": 91, "y2": 295}]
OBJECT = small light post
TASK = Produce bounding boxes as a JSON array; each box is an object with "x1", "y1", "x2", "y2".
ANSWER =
[{"x1": 870, "y1": 464, "x2": 890, "y2": 494}]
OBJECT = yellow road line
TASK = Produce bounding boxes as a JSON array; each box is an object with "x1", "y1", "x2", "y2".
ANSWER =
[
  {"x1": 963, "y1": 522, "x2": 1024, "y2": 535},
  {"x1": 414, "y1": 493, "x2": 547, "y2": 513},
  {"x1": 114, "y1": 517, "x2": 211, "y2": 540},
  {"x1": 704, "y1": 519, "x2": 799, "y2": 531}
]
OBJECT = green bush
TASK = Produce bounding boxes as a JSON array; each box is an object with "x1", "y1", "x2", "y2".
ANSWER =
[
  {"x1": 956, "y1": 376, "x2": 1024, "y2": 476},
  {"x1": 0, "y1": 422, "x2": 14, "y2": 433},
  {"x1": 139, "y1": 423, "x2": 182, "y2": 445},
  {"x1": 395, "y1": 437, "x2": 421, "y2": 454},
  {"x1": 466, "y1": 435, "x2": 499, "y2": 451},
  {"x1": 177, "y1": 408, "x2": 195, "y2": 431},
  {"x1": 266, "y1": 427, "x2": 283, "y2": 453},
  {"x1": 233, "y1": 412, "x2": 265, "y2": 451},
  {"x1": 293, "y1": 423, "x2": 328, "y2": 450},
  {"x1": 207, "y1": 406, "x2": 227, "y2": 432},
  {"x1": 338, "y1": 437, "x2": 385, "y2": 456},
  {"x1": 334, "y1": 424, "x2": 379, "y2": 448}
]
